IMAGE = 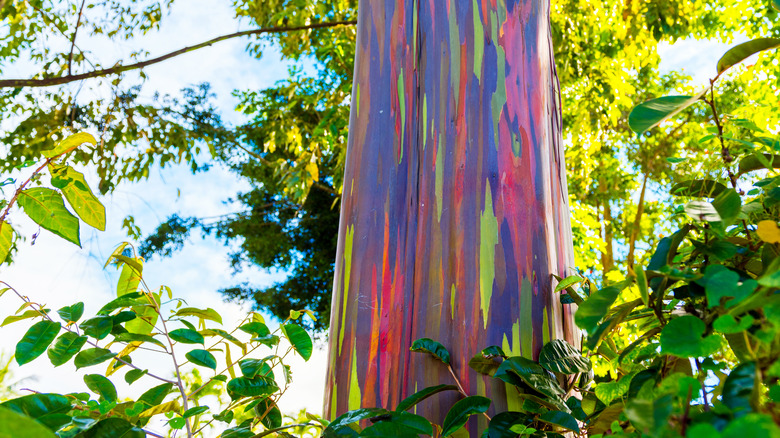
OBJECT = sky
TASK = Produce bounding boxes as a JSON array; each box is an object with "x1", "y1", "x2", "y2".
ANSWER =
[{"x1": 0, "y1": 1, "x2": 757, "y2": 436}]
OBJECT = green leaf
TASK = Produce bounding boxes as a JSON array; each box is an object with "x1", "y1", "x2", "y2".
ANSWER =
[
  {"x1": 238, "y1": 322, "x2": 270, "y2": 337},
  {"x1": 625, "y1": 394, "x2": 674, "y2": 435},
  {"x1": 395, "y1": 384, "x2": 459, "y2": 412},
  {"x1": 722, "y1": 362, "x2": 756, "y2": 417},
  {"x1": 595, "y1": 375, "x2": 632, "y2": 405},
  {"x1": 226, "y1": 375, "x2": 279, "y2": 397},
  {"x1": 554, "y1": 275, "x2": 583, "y2": 292},
  {"x1": 185, "y1": 349, "x2": 217, "y2": 370},
  {"x1": 0, "y1": 221, "x2": 13, "y2": 264},
  {"x1": 81, "y1": 315, "x2": 113, "y2": 340},
  {"x1": 494, "y1": 357, "x2": 566, "y2": 402},
  {"x1": 660, "y1": 316, "x2": 721, "y2": 358},
  {"x1": 57, "y1": 302, "x2": 84, "y2": 323},
  {"x1": 440, "y1": 396, "x2": 491, "y2": 437},
  {"x1": 169, "y1": 328, "x2": 204, "y2": 344},
  {"x1": 359, "y1": 421, "x2": 422, "y2": 438},
  {"x1": 670, "y1": 179, "x2": 727, "y2": 198},
  {"x1": 18, "y1": 188, "x2": 80, "y2": 246},
  {"x1": 717, "y1": 38, "x2": 780, "y2": 74},
  {"x1": 97, "y1": 293, "x2": 145, "y2": 314},
  {"x1": 635, "y1": 267, "x2": 649, "y2": 306},
  {"x1": 714, "y1": 315, "x2": 755, "y2": 334},
  {"x1": 175, "y1": 307, "x2": 222, "y2": 325},
  {"x1": 409, "y1": 338, "x2": 451, "y2": 364},
  {"x1": 53, "y1": 165, "x2": 105, "y2": 231},
  {"x1": 712, "y1": 189, "x2": 742, "y2": 226},
  {"x1": 574, "y1": 286, "x2": 620, "y2": 332},
  {"x1": 238, "y1": 358, "x2": 272, "y2": 379},
  {"x1": 74, "y1": 417, "x2": 145, "y2": 438},
  {"x1": 253, "y1": 398, "x2": 282, "y2": 430},
  {"x1": 282, "y1": 323, "x2": 312, "y2": 361},
  {"x1": 138, "y1": 383, "x2": 173, "y2": 407},
  {"x1": 47, "y1": 332, "x2": 87, "y2": 366},
  {"x1": 487, "y1": 411, "x2": 530, "y2": 437},
  {"x1": 722, "y1": 413, "x2": 780, "y2": 438},
  {"x1": 125, "y1": 369, "x2": 147, "y2": 385},
  {"x1": 468, "y1": 354, "x2": 501, "y2": 376},
  {"x1": 0, "y1": 406, "x2": 58, "y2": 438},
  {"x1": 0, "y1": 393, "x2": 72, "y2": 428},
  {"x1": 112, "y1": 332, "x2": 166, "y2": 349},
  {"x1": 15, "y1": 320, "x2": 61, "y2": 365},
  {"x1": 323, "y1": 408, "x2": 389, "y2": 438},
  {"x1": 538, "y1": 339, "x2": 591, "y2": 375},
  {"x1": 2, "y1": 309, "x2": 48, "y2": 326},
  {"x1": 84, "y1": 374, "x2": 117, "y2": 403},
  {"x1": 41, "y1": 132, "x2": 96, "y2": 158},
  {"x1": 538, "y1": 411, "x2": 580, "y2": 432},
  {"x1": 738, "y1": 153, "x2": 780, "y2": 175},
  {"x1": 628, "y1": 93, "x2": 705, "y2": 134},
  {"x1": 74, "y1": 348, "x2": 116, "y2": 369},
  {"x1": 703, "y1": 267, "x2": 757, "y2": 308},
  {"x1": 183, "y1": 405, "x2": 209, "y2": 418}
]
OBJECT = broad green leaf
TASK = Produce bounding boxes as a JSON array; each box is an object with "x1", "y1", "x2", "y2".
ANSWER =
[
  {"x1": 487, "y1": 411, "x2": 530, "y2": 437},
  {"x1": 628, "y1": 93, "x2": 705, "y2": 134},
  {"x1": 0, "y1": 393, "x2": 72, "y2": 432},
  {"x1": 113, "y1": 332, "x2": 166, "y2": 349},
  {"x1": 18, "y1": 188, "x2": 80, "y2": 246},
  {"x1": 660, "y1": 316, "x2": 721, "y2": 357},
  {"x1": 722, "y1": 362, "x2": 756, "y2": 417},
  {"x1": 47, "y1": 332, "x2": 87, "y2": 366},
  {"x1": 125, "y1": 369, "x2": 147, "y2": 385},
  {"x1": 441, "y1": 396, "x2": 491, "y2": 437},
  {"x1": 625, "y1": 394, "x2": 674, "y2": 435},
  {"x1": 670, "y1": 179, "x2": 727, "y2": 198},
  {"x1": 74, "y1": 417, "x2": 145, "y2": 438},
  {"x1": 185, "y1": 349, "x2": 217, "y2": 369},
  {"x1": 494, "y1": 357, "x2": 566, "y2": 402},
  {"x1": 238, "y1": 322, "x2": 270, "y2": 337},
  {"x1": 41, "y1": 132, "x2": 96, "y2": 158},
  {"x1": 712, "y1": 189, "x2": 742, "y2": 226},
  {"x1": 703, "y1": 266, "x2": 756, "y2": 308},
  {"x1": 0, "y1": 406, "x2": 58, "y2": 438},
  {"x1": 15, "y1": 320, "x2": 61, "y2": 365},
  {"x1": 396, "y1": 384, "x2": 459, "y2": 412},
  {"x1": 722, "y1": 414, "x2": 780, "y2": 438},
  {"x1": 97, "y1": 292, "x2": 146, "y2": 314},
  {"x1": 74, "y1": 348, "x2": 116, "y2": 369},
  {"x1": 83, "y1": 374, "x2": 117, "y2": 402},
  {"x1": 169, "y1": 328, "x2": 204, "y2": 344},
  {"x1": 175, "y1": 307, "x2": 222, "y2": 325},
  {"x1": 538, "y1": 411, "x2": 580, "y2": 432},
  {"x1": 360, "y1": 417, "x2": 427, "y2": 438},
  {"x1": 226, "y1": 375, "x2": 279, "y2": 397},
  {"x1": 282, "y1": 323, "x2": 312, "y2": 361},
  {"x1": 324, "y1": 408, "x2": 388, "y2": 436},
  {"x1": 52, "y1": 165, "x2": 105, "y2": 231},
  {"x1": 468, "y1": 354, "x2": 501, "y2": 376},
  {"x1": 57, "y1": 302, "x2": 84, "y2": 323},
  {"x1": 2, "y1": 309, "x2": 47, "y2": 326},
  {"x1": 574, "y1": 286, "x2": 620, "y2": 332},
  {"x1": 717, "y1": 38, "x2": 780, "y2": 74},
  {"x1": 183, "y1": 405, "x2": 209, "y2": 418},
  {"x1": 738, "y1": 153, "x2": 780, "y2": 175},
  {"x1": 410, "y1": 338, "x2": 451, "y2": 364},
  {"x1": 200, "y1": 328, "x2": 245, "y2": 352},
  {"x1": 138, "y1": 383, "x2": 173, "y2": 407},
  {"x1": 714, "y1": 315, "x2": 755, "y2": 334},
  {"x1": 685, "y1": 200, "x2": 721, "y2": 222},
  {"x1": 595, "y1": 375, "x2": 633, "y2": 406},
  {"x1": 238, "y1": 358, "x2": 273, "y2": 379},
  {"x1": 81, "y1": 315, "x2": 113, "y2": 340},
  {"x1": 0, "y1": 221, "x2": 13, "y2": 264},
  {"x1": 139, "y1": 400, "x2": 180, "y2": 418},
  {"x1": 635, "y1": 267, "x2": 649, "y2": 306},
  {"x1": 253, "y1": 398, "x2": 282, "y2": 429},
  {"x1": 538, "y1": 339, "x2": 591, "y2": 375}
]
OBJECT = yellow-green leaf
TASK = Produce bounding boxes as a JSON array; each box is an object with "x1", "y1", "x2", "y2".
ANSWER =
[
  {"x1": 17, "y1": 188, "x2": 80, "y2": 246},
  {"x1": 41, "y1": 132, "x2": 96, "y2": 159},
  {"x1": 0, "y1": 221, "x2": 13, "y2": 264},
  {"x1": 53, "y1": 166, "x2": 105, "y2": 231}
]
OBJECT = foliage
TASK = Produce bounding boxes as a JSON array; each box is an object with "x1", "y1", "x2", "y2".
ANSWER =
[{"x1": 0, "y1": 136, "x2": 325, "y2": 437}]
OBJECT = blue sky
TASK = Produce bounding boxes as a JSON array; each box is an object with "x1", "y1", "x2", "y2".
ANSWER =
[{"x1": 0, "y1": 1, "x2": 755, "y2": 434}]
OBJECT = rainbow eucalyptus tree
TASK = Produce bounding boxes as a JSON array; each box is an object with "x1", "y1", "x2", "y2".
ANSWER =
[{"x1": 325, "y1": 0, "x2": 578, "y2": 429}]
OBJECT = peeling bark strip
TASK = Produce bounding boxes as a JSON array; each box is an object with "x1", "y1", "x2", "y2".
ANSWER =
[{"x1": 326, "y1": 0, "x2": 578, "y2": 431}]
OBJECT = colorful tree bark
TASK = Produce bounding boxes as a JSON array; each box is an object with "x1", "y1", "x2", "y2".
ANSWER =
[{"x1": 325, "y1": 0, "x2": 578, "y2": 431}]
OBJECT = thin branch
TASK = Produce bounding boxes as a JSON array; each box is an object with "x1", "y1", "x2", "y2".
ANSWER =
[
  {"x1": 68, "y1": 0, "x2": 88, "y2": 76},
  {"x1": 0, "y1": 20, "x2": 357, "y2": 89}
]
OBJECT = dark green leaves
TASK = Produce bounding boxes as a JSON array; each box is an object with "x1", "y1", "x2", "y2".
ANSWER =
[
  {"x1": 410, "y1": 338, "x2": 451, "y2": 364},
  {"x1": 0, "y1": 393, "x2": 72, "y2": 424},
  {"x1": 538, "y1": 411, "x2": 580, "y2": 432},
  {"x1": 74, "y1": 348, "x2": 116, "y2": 369},
  {"x1": 441, "y1": 396, "x2": 491, "y2": 436},
  {"x1": 574, "y1": 286, "x2": 620, "y2": 332},
  {"x1": 75, "y1": 418, "x2": 145, "y2": 438},
  {"x1": 717, "y1": 38, "x2": 780, "y2": 74},
  {"x1": 395, "y1": 384, "x2": 459, "y2": 412},
  {"x1": 138, "y1": 383, "x2": 173, "y2": 407},
  {"x1": 670, "y1": 179, "x2": 727, "y2": 198},
  {"x1": 169, "y1": 328, "x2": 204, "y2": 344},
  {"x1": 83, "y1": 374, "x2": 117, "y2": 403},
  {"x1": 81, "y1": 316, "x2": 113, "y2": 340},
  {"x1": 125, "y1": 369, "x2": 147, "y2": 385},
  {"x1": 0, "y1": 406, "x2": 58, "y2": 438},
  {"x1": 17, "y1": 188, "x2": 80, "y2": 246},
  {"x1": 712, "y1": 189, "x2": 742, "y2": 226},
  {"x1": 628, "y1": 94, "x2": 704, "y2": 134},
  {"x1": 660, "y1": 316, "x2": 721, "y2": 358},
  {"x1": 56, "y1": 303, "x2": 84, "y2": 323},
  {"x1": 282, "y1": 323, "x2": 312, "y2": 361},
  {"x1": 538, "y1": 340, "x2": 591, "y2": 375},
  {"x1": 494, "y1": 357, "x2": 566, "y2": 402},
  {"x1": 15, "y1": 320, "x2": 61, "y2": 365},
  {"x1": 186, "y1": 349, "x2": 217, "y2": 370},
  {"x1": 722, "y1": 362, "x2": 756, "y2": 417},
  {"x1": 47, "y1": 332, "x2": 87, "y2": 366},
  {"x1": 226, "y1": 376, "x2": 279, "y2": 397}
]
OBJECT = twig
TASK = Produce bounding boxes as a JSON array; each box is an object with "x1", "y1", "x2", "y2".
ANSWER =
[
  {"x1": 68, "y1": 0, "x2": 88, "y2": 76},
  {"x1": 0, "y1": 157, "x2": 55, "y2": 233},
  {"x1": 0, "y1": 20, "x2": 357, "y2": 89},
  {"x1": 447, "y1": 364, "x2": 491, "y2": 421}
]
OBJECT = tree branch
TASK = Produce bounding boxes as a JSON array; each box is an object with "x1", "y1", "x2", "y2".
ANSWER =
[
  {"x1": 0, "y1": 20, "x2": 357, "y2": 89},
  {"x1": 68, "y1": 0, "x2": 88, "y2": 77}
]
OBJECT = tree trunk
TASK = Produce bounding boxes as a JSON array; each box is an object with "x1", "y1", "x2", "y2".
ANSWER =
[{"x1": 325, "y1": 0, "x2": 578, "y2": 432}]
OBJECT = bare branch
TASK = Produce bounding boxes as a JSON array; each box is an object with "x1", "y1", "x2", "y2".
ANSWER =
[
  {"x1": 68, "y1": 0, "x2": 88, "y2": 76},
  {"x1": 0, "y1": 20, "x2": 357, "y2": 89}
]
